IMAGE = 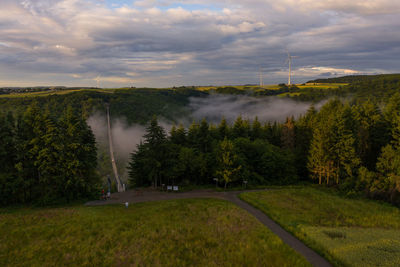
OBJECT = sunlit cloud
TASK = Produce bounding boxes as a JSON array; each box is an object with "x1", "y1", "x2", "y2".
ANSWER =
[{"x1": 0, "y1": 0, "x2": 399, "y2": 87}]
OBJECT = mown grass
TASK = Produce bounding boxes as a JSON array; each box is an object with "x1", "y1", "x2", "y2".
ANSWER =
[
  {"x1": 196, "y1": 85, "x2": 281, "y2": 91},
  {"x1": 0, "y1": 198, "x2": 309, "y2": 267},
  {"x1": 297, "y1": 83, "x2": 347, "y2": 90},
  {"x1": 240, "y1": 186, "x2": 400, "y2": 266}
]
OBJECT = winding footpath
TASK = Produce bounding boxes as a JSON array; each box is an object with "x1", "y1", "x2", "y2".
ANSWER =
[{"x1": 86, "y1": 189, "x2": 331, "y2": 267}]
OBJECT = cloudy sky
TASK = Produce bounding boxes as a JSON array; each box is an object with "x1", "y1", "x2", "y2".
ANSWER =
[{"x1": 0, "y1": 0, "x2": 399, "y2": 87}]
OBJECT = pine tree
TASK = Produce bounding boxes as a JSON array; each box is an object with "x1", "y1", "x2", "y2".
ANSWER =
[
  {"x1": 60, "y1": 106, "x2": 99, "y2": 201},
  {"x1": 281, "y1": 116, "x2": 295, "y2": 150},
  {"x1": 232, "y1": 116, "x2": 249, "y2": 138},
  {"x1": 198, "y1": 118, "x2": 211, "y2": 153},
  {"x1": 0, "y1": 112, "x2": 18, "y2": 205},
  {"x1": 332, "y1": 107, "x2": 360, "y2": 184},
  {"x1": 352, "y1": 100, "x2": 388, "y2": 170},
  {"x1": 187, "y1": 121, "x2": 200, "y2": 148},
  {"x1": 143, "y1": 116, "x2": 167, "y2": 188},
  {"x1": 144, "y1": 115, "x2": 166, "y2": 147},
  {"x1": 170, "y1": 124, "x2": 186, "y2": 145},
  {"x1": 218, "y1": 117, "x2": 229, "y2": 140},
  {"x1": 35, "y1": 111, "x2": 64, "y2": 203},
  {"x1": 308, "y1": 127, "x2": 330, "y2": 184},
  {"x1": 251, "y1": 117, "x2": 262, "y2": 140}
]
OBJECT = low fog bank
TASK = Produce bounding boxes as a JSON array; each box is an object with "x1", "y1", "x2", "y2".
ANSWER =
[
  {"x1": 87, "y1": 113, "x2": 175, "y2": 181},
  {"x1": 189, "y1": 95, "x2": 323, "y2": 123},
  {"x1": 87, "y1": 113, "x2": 147, "y2": 182},
  {"x1": 88, "y1": 96, "x2": 324, "y2": 159},
  {"x1": 87, "y1": 114, "x2": 146, "y2": 158},
  {"x1": 87, "y1": 95, "x2": 325, "y2": 182}
]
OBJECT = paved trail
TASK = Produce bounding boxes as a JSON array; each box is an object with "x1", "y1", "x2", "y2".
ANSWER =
[{"x1": 86, "y1": 189, "x2": 331, "y2": 267}]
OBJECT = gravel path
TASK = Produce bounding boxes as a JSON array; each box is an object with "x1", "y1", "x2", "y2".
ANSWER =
[{"x1": 86, "y1": 189, "x2": 331, "y2": 267}]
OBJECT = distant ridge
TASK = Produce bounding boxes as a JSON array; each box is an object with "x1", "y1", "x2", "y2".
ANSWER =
[{"x1": 307, "y1": 73, "x2": 400, "y2": 84}]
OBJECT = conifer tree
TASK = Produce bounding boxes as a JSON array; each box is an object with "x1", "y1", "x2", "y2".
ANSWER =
[
  {"x1": 170, "y1": 124, "x2": 186, "y2": 145},
  {"x1": 281, "y1": 116, "x2": 295, "y2": 150},
  {"x1": 143, "y1": 116, "x2": 167, "y2": 188},
  {"x1": 308, "y1": 127, "x2": 330, "y2": 184},
  {"x1": 251, "y1": 117, "x2": 262, "y2": 140},
  {"x1": 0, "y1": 112, "x2": 18, "y2": 205},
  {"x1": 198, "y1": 119, "x2": 211, "y2": 153},
  {"x1": 218, "y1": 117, "x2": 229, "y2": 140},
  {"x1": 233, "y1": 116, "x2": 249, "y2": 138}
]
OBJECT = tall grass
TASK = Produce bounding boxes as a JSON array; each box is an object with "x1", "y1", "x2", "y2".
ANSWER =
[
  {"x1": 240, "y1": 186, "x2": 400, "y2": 266},
  {"x1": 0, "y1": 198, "x2": 309, "y2": 266}
]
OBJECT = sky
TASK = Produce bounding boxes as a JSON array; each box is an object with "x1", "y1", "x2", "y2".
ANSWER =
[{"x1": 0, "y1": 0, "x2": 399, "y2": 88}]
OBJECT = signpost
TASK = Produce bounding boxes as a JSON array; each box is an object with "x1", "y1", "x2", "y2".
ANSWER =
[{"x1": 213, "y1": 178, "x2": 218, "y2": 188}]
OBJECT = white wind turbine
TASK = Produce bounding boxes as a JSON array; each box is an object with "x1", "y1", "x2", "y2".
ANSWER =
[
  {"x1": 285, "y1": 51, "x2": 298, "y2": 85},
  {"x1": 95, "y1": 75, "x2": 101, "y2": 88}
]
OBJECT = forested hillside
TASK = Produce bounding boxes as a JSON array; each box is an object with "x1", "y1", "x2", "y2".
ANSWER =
[
  {"x1": 0, "y1": 88, "x2": 207, "y2": 124},
  {"x1": 128, "y1": 91, "x2": 400, "y2": 206},
  {"x1": 1, "y1": 74, "x2": 400, "y2": 206},
  {"x1": 307, "y1": 74, "x2": 400, "y2": 84},
  {"x1": 305, "y1": 74, "x2": 400, "y2": 101}
]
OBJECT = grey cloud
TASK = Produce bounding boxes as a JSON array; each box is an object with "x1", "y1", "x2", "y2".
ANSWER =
[{"x1": 0, "y1": 0, "x2": 399, "y2": 87}]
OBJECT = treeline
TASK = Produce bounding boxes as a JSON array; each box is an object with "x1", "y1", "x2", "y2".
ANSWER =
[
  {"x1": 304, "y1": 74, "x2": 400, "y2": 101},
  {"x1": 0, "y1": 103, "x2": 99, "y2": 205},
  {"x1": 129, "y1": 93, "x2": 400, "y2": 205},
  {"x1": 0, "y1": 88, "x2": 207, "y2": 124},
  {"x1": 307, "y1": 74, "x2": 400, "y2": 84},
  {"x1": 292, "y1": 94, "x2": 400, "y2": 205},
  {"x1": 128, "y1": 116, "x2": 297, "y2": 188}
]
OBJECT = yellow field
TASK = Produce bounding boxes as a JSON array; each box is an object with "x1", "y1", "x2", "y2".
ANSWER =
[
  {"x1": 297, "y1": 83, "x2": 347, "y2": 89},
  {"x1": 240, "y1": 186, "x2": 400, "y2": 267},
  {"x1": 0, "y1": 83, "x2": 347, "y2": 98},
  {"x1": 0, "y1": 88, "x2": 123, "y2": 98}
]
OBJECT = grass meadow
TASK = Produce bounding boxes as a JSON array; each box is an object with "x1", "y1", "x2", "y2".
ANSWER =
[
  {"x1": 0, "y1": 198, "x2": 309, "y2": 267},
  {"x1": 0, "y1": 83, "x2": 345, "y2": 98},
  {"x1": 240, "y1": 186, "x2": 400, "y2": 266},
  {"x1": 0, "y1": 88, "x2": 120, "y2": 98}
]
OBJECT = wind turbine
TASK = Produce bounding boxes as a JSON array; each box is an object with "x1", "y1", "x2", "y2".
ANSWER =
[
  {"x1": 285, "y1": 51, "x2": 298, "y2": 85},
  {"x1": 259, "y1": 66, "x2": 263, "y2": 87},
  {"x1": 95, "y1": 75, "x2": 101, "y2": 88}
]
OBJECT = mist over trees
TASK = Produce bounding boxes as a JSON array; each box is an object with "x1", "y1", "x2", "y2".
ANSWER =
[
  {"x1": 1, "y1": 74, "x2": 400, "y2": 206},
  {"x1": 128, "y1": 115, "x2": 298, "y2": 188},
  {"x1": 128, "y1": 91, "x2": 400, "y2": 206}
]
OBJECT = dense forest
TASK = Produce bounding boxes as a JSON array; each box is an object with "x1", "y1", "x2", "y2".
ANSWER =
[
  {"x1": 0, "y1": 103, "x2": 98, "y2": 205},
  {"x1": 307, "y1": 74, "x2": 400, "y2": 84},
  {"x1": 0, "y1": 88, "x2": 206, "y2": 124},
  {"x1": 1, "y1": 74, "x2": 400, "y2": 206},
  {"x1": 303, "y1": 74, "x2": 400, "y2": 101},
  {"x1": 128, "y1": 116, "x2": 296, "y2": 189},
  {"x1": 128, "y1": 92, "x2": 400, "y2": 206}
]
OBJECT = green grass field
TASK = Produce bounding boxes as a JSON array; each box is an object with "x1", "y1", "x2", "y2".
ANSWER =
[
  {"x1": 240, "y1": 186, "x2": 400, "y2": 266},
  {"x1": 297, "y1": 83, "x2": 346, "y2": 90},
  {"x1": 0, "y1": 198, "x2": 309, "y2": 267},
  {"x1": 0, "y1": 83, "x2": 345, "y2": 98},
  {"x1": 0, "y1": 88, "x2": 120, "y2": 98}
]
